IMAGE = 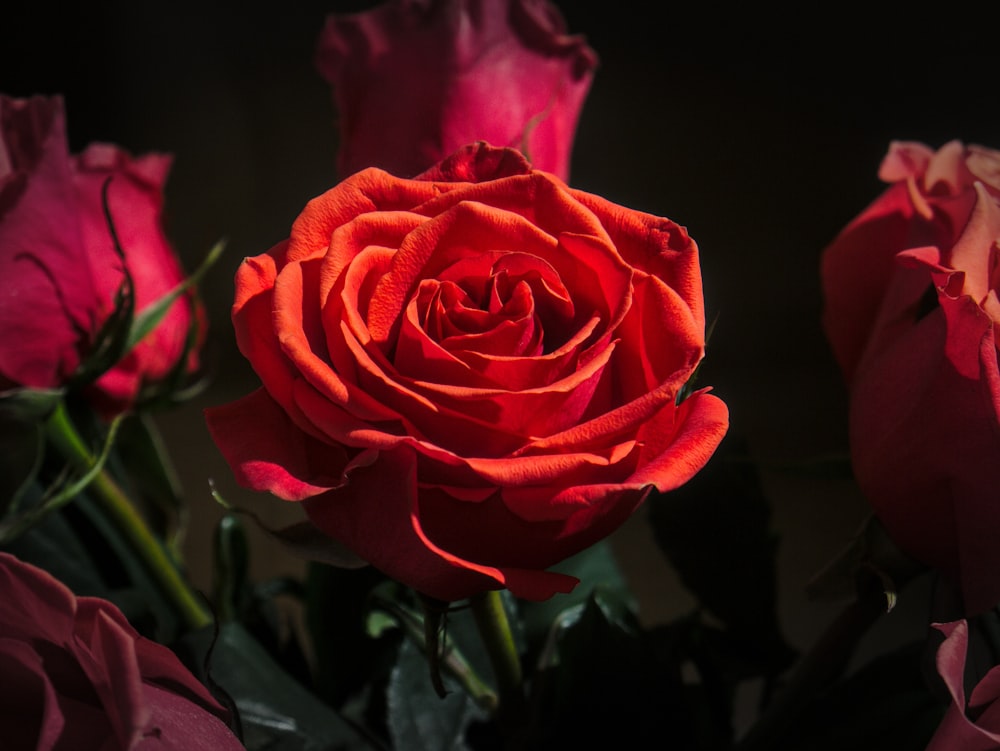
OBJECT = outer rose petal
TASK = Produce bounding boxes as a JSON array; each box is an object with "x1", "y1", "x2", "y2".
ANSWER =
[
  {"x1": 205, "y1": 388, "x2": 349, "y2": 501},
  {"x1": 0, "y1": 642, "x2": 65, "y2": 751},
  {"x1": 0, "y1": 94, "x2": 96, "y2": 388},
  {"x1": 315, "y1": 0, "x2": 597, "y2": 180},
  {"x1": 135, "y1": 684, "x2": 247, "y2": 751},
  {"x1": 820, "y1": 180, "x2": 954, "y2": 381},
  {"x1": 302, "y1": 446, "x2": 578, "y2": 601},
  {"x1": 821, "y1": 140, "x2": 1000, "y2": 383},
  {"x1": 927, "y1": 620, "x2": 1000, "y2": 751},
  {"x1": 0, "y1": 553, "x2": 241, "y2": 750}
]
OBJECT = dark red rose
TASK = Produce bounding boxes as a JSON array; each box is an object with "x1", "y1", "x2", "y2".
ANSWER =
[
  {"x1": 315, "y1": 0, "x2": 597, "y2": 180},
  {"x1": 821, "y1": 141, "x2": 1000, "y2": 614},
  {"x1": 206, "y1": 143, "x2": 728, "y2": 603},
  {"x1": 0, "y1": 94, "x2": 203, "y2": 416},
  {"x1": 0, "y1": 552, "x2": 243, "y2": 750}
]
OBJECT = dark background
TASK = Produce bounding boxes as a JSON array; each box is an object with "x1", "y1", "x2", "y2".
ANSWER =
[{"x1": 4, "y1": 2, "x2": 997, "y2": 697}]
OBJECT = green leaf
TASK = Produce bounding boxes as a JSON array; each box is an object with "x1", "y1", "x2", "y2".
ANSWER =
[
  {"x1": 386, "y1": 620, "x2": 490, "y2": 751},
  {"x1": 72, "y1": 492, "x2": 183, "y2": 642},
  {"x1": 368, "y1": 585, "x2": 499, "y2": 714},
  {"x1": 2, "y1": 500, "x2": 166, "y2": 636},
  {"x1": 1, "y1": 501, "x2": 117, "y2": 601},
  {"x1": 177, "y1": 621, "x2": 373, "y2": 751},
  {"x1": 648, "y1": 433, "x2": 795, "y2": 675},
  {"x1": 529, "y1": 589, "x2": 692, "y2": 748},
  {"x1": 307, "y1": 565, "x2": 396, "y2": 713},
  {"x1": 517, "y1": 540, "x2": 632, "y2": 660}
]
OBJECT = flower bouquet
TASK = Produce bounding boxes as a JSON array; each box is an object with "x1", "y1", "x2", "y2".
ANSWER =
[{"x1": 1, "y1": 1, "x2": 998, "y2": 749}]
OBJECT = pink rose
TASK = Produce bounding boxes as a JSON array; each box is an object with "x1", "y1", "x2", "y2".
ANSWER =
[
  {"x1": 821, "y1": 141, "x2": 1000, "y2": 614},
  {"x1": 0, "y1": 94, "x2": 203, "y2": 416},
  {"x1": 315, "y1": 0, "x2": 597, "y2": 180},
  {"x1": 0, "y1": 552, "x2": 242, "y2": 750},
  {"x1": 927, "y1": 620, "x2": 1000, "y2": 750}
]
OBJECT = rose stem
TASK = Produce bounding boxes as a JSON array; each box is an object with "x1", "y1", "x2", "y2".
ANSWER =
[
  {"x1": 469, "y1": 590, "x2": 526, "y2": 730},
  {"x1": 44, "y1": 401, "x2": 212, "y2": 631}
]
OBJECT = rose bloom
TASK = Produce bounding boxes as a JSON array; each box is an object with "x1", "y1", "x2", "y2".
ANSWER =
[
  {"x1": 821, "y1": 141, "x2": 1000, "y2": 614},
  {"x1": 927, "y1": 620, "x2": 1000, "y2": 751},
  {"x1": 206, "y1": 142, "x2": 728, "y2": 602},
  {"x1": 0, "y1": 94, "x2": 202, "y2": 416},
  {"x1": 0, "y1": 552, "x2": 243, "y2": 751},
  {"x1": 821, "y1": 140, "x2": 1000, "y2": 381},
  {"x1": 315, "y1": 0, "x2": 597, "y2": 181}
]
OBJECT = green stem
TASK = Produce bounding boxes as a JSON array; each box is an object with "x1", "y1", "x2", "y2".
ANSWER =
[
  {"x1": 44, "y1": 402, "x2": 211, "y2": 631},
  {"x1": 470, "y1": 590, "x2": 526, "y2": 729}
]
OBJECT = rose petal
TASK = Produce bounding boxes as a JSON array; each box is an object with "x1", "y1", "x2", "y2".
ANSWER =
[
  {"x1": 0, "y1": 95, "x2": 95, "y2": 388},
  {"x1": 205, "y1": 388, "x2": 349, "y2": 501},
  {"x1": 0, "y1": 640, "x2": 65, "y2": 751},
  {"x1": 928, "y1": 621, "x2": 1000, "y2": 750},
  {"x1": 301, "y1": 446, "x2": 577, "y2": 601},
  {"x1": 73, "y1": 605, "x2": 149, "y2": 750},
  {"x1": 315, "y1": 1, "x2": 596, "y2": 180}
]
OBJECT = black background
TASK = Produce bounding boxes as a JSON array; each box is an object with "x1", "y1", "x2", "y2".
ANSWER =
[{"x1": 3, "y1": 3, "x2": 996, "y2": 672}]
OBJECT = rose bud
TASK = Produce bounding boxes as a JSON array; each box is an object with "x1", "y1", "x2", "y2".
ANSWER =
[
  {"x1": 0, "y1": 94, "x2": 204, "y2": 417},
  {"x1": 315, "y1": 0, "x2": 597, "y2": 180}
]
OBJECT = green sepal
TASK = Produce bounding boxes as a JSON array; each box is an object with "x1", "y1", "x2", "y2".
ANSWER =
[
  {"x1": 70, "y1": 178, "x2": 136, "y2": 388},
  {"x1": 125, "y1": 238, "x2": 224, "y2": 354},
  {"x1": 0, "y1": 386, "x2": 65, "y2": 421},
  {"x1": 212, "y1": 514, "x2": 251, "y2": 623},
  {"x1": 0, "y1": 413, "x2": 124, "y2": 545}
]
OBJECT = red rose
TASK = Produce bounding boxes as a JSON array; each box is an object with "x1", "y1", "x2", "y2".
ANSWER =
[
  {"x1": 821, "y1": 141, "x2": 1000, "y2": 614},
  {"x1": 0, "y1": 552, "x2": 242, "y2": 750},
  {"x1": 315, "y1": 0, "x2": 597, "y2": 180},
  {"x1": 821, "y1": 140, "x2": 1000, "y2": 381},
  {"x1": 206, "y1": 143, "x2": 728, "y2": 602},
  {"x1": 0, "y1": 94, "x2": 202, "y2": 416},
  {"x1": 927, "y1": 620, "x2": 1000, "y2": 750}
]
